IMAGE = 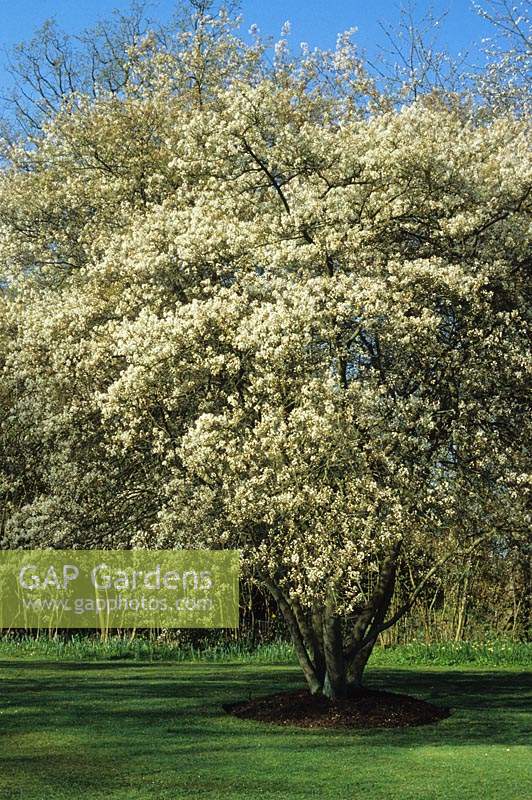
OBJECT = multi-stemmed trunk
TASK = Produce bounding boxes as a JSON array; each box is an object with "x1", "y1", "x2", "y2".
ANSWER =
[{"x1": 265, "y1": 543, "x2": 401, "y2": 699}]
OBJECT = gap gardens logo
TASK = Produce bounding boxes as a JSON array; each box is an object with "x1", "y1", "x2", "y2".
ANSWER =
[{"x1": 0, "y1": 550, "x2": 239, "y2": 629}]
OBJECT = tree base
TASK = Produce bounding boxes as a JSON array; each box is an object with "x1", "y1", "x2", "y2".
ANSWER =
[{"x1": 224, "y1": 688, "x2": 450, "y2": 729}]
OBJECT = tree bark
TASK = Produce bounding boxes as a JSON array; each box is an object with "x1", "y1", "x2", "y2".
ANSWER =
[
  {"x1": 264, "y1": 579, "x2": 322, "y2": 695},
  {"x1": 322, "y1": 599, "x2": 347, "y2": 699}
]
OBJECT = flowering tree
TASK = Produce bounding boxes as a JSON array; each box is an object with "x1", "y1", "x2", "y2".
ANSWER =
[{"x1": 0, "y1": 4, "x2": 530, "y2": 697}]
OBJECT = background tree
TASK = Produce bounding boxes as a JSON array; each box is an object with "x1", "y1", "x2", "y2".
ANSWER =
[{"x1": 474, "y1": 0, "x2": 531, "y2": 116}]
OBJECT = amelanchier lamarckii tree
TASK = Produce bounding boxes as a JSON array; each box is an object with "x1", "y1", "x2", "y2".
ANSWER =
[{"x1": 0, "y1": 5, "x2": 530, "y2": 697}]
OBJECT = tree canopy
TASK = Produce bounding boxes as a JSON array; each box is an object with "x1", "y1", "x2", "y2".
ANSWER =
[{"x1": 0, "y1": 2, "x2": 530, "y2": 697}]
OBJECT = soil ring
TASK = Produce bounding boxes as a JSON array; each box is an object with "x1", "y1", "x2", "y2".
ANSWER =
[{"x1": 224, "y1": 687, "x2": 451, "y2": 729}]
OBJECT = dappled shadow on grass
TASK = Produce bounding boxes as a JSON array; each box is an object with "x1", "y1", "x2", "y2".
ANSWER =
[
  {"x1": 365, "y1": 668, "x2": 532, "y2": 712},
  {"x1": 0, "y1": 659, "x2": 294, "y2": 670},
  {"x1": 0, "y1": 752, "x2": 126, "y2": 796},
  {"x1": 0, "y1": 661, "x2": 531, "y2": 800},
  {"x1": 0, "y1": 661, "x2": 530, "y2": 797}
]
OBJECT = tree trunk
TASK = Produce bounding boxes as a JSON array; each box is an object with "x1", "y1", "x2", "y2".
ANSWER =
[
  {"x1": 454, "y1": 558, "x2": 472, "y2": 642},
  {"x1": 264, "y1": 541, "x2": 401, "y2": 698},
  {"x1": 264, "y1": 579, "x2": 322, "y2": 695},
  {"x1": 520, "y1": 553, "x2": 531, "y2": 642},
  {"x1": 346, "y1": 642, "x2": 375, "y2": 689},
  {"x1": 322, "y1": 601, "x2": 347, "y2": 699}
]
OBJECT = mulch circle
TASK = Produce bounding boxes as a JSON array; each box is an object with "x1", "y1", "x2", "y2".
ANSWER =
[{"x1": 224, "y1": 687, "x2": 451, "y2": 729}]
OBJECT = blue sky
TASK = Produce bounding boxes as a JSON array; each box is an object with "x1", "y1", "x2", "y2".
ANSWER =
[{"x1": 0, "y1": 0, "x2": 490, "y2": 93}]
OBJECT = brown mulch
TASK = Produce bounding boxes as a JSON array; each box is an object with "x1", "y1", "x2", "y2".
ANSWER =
[{"x1": 224, "y1": 687, "x2": 451, "y2": 729}]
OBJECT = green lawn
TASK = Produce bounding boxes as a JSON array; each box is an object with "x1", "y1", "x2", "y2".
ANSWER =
[{"x1": 0, "y1": 660, "x2": 530, "y2": 799}]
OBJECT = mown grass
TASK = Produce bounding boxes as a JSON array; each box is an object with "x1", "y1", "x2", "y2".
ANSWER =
[
  {"x1": 0, "y1": 659, "x2": 530, "y2": 800},
  {"x1": 0, "y1": 634, "x2": 529, "y2": 667}
]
